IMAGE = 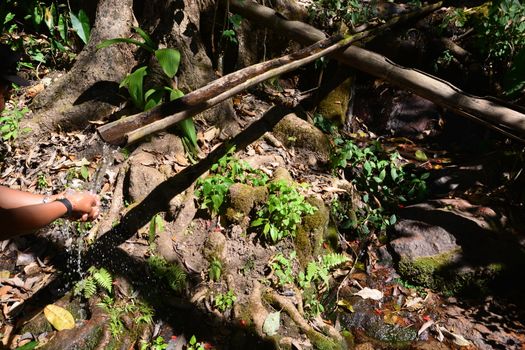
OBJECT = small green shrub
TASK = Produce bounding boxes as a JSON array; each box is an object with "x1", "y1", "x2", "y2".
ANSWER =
[
  {"x1": 0, "y1": 106, "x2": 31, "y2": 141},
  {"x1": 147, "y1": 255, "x2": 187, "y2": 293},
  {"x1": 195, "y1": 148, "x2": 268, "y2": 214},
  {"x1": 214, "y1": 289, "x2": 237, "y2": 312},
  {"x1": 252, "y1": 181, "x2": 316, "y2": 243},
  {"x1": 308, "y1": 0, "x2": 376, "y2": 31}
]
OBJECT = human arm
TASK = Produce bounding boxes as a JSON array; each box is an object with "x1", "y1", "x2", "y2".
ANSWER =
[{"x1": 0, "y1": 186, "x2": 100, "y2": 240}]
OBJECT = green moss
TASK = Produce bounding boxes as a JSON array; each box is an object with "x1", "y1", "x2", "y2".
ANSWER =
[
  {"x1": 226, "y1": 184, "x2": 267, "y2": 223},
  {"x1": 294, "y1": 197, "x2": 329, "y2": 268},
  {"x1": 317, "y1": 76, "x2": 354, "y2": 125},
  {"x1": 271, "y1": 168, "x2": 294, "y2": 185},
  {"x1": 307, "y1": 330, "x2": 344, "y2": 350},
  {"x1": 398, "y1": 249, "x2": 505, "y2": 296},
  {"x1": 80, "y1": 325, "x2": 104, "y2": 350}
]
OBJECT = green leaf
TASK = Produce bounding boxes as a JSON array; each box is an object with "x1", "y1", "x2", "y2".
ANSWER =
[
  {"x1": 133, "y1": 27, "x2": 157, "y2": 50},
  {"x1": 96, "y1": 38, "x2": 154, "y2": 52},
  {"x1": 263, "y1": 312, "x2": 280, "y2": 336},
  {"x1": 155, "y1": 48, "x2": 181, "y2": 78},
  {"x1": 57, "y1": 14, "x2": 67, "y2": 41},
  {"x1": 80, "y1": 165, "x2": 89, "y2": 181},
  {"x1": 125, "y1": 66, "x2": 148, "y2": 110},
  {"x1": 70, "y1": 10, "x2": 91, "y2": 44},
  {"x1": 144, "y1": 89, "x2": 164, "y2": 110},
  {"x1": 415, "y1": 150, "x2": 428, "y2": 161},
  {"x1": 15, "y1": 341, "x2": 38, "y2": 350}
]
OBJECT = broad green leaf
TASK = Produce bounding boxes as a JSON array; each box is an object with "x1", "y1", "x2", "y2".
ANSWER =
[
  {"x1": 133, "y1": 27, "x2": 157, "y2": 50},
  {"x1": 80, "y1": 165, "x2": 89, "y2": 181},
  {"x1": 263, "y1": 312, "x2": 280, "y2": 336},
  {"x1": 4, "y1": 13, "x2": 15, "y2": 25},
  {"x1": 57, "y1": 13, "x2": 67, "y2": 41},
  {"x1": 415, "y1": 150, "x2": 428, "y2": 161},
  {"x1": 96, "y1": 38, "x2": 154, "y2": 52},
  {"x1": 70, "y1": 10, "x2": 91, "y2": 44},
  {"x1": 144, "y1": 89, "x2": 164, "y2": 110},
  {"x1": 155, "y1": 48, "x2": 181, "y2": 78},
  {"x1": 125, "y1": 66, "x2": 148, "y2": 110},
  {"x1": 44, "y1": 304, "x2": 75, "y2": 331},
  {"x1": 14, "y1": 341, "x2": 38, "y2": 350}
]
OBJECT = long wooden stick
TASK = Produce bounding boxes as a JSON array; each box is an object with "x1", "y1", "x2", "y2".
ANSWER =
[
  {"x1": 98, "y1": 1, "x2": 443, "y2": 145},
  {"x1": 230, "y1": 0, "x2": 525, "y2": 140}
]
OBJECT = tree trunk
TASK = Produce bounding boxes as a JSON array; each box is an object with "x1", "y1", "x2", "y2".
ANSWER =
[
  {"x1": 26, "y1": 0, "x2": 136, "y2": 134},
  {"x1": 25, "y1": 0, "x2": 239, "y2": 138}
]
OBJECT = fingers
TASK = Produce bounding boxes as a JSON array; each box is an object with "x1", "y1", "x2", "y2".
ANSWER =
[{"x1": 65, "y1": 190, "x2": 101, "y2": 222}]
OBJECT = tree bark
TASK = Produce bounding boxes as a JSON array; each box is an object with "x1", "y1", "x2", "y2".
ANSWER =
[
  {"x1": 230, "y1": 0, "x2": 525, "y2": 140},
  {"x1": 98, "y1": 2, "x2": 443, "y2": 145},
  {"x1": 26, "y1": 0, "x2": 136, "y2": 134}
]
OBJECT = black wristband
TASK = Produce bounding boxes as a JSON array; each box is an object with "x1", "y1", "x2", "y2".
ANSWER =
[{"x1": 56, "y1": 198, "x2": 73, "y2": 217}]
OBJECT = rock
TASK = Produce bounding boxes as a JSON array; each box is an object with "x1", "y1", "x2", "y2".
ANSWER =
[
  {"x1": 225, "y1": 184, "x2": 267, "y2": 225},
  {"x1": 271, "y1": 167, "x2": 294, "y2": 185},
  {"x1": 317, "y1": 76, "x2": 354, "y2": 125},
  {"x1": 390, "y1": 220, "x2": 459, "y2": 260},
  {"x1": 390, "y1": 199, "x2": 525, "y2": 295},
  {"x1": 272, "y1": 113, "x2": 330, "y2": 162},
  {"x1": 128, "y1": 164, "x2": 165, "y2": 203}
]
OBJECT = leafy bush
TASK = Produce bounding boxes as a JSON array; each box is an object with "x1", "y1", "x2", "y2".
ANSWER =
[
  {"x1": 331, "y1": 138, "x2": 428, "y2": 237},
  {"x1": 0, "y1": 106, "x2": 31, "y2": 141},
  {"x1": 251, "y1": 181, "x2": 317, "y2": 243},
  {"x1": 195, "y1": 148, "x2": 268, "y2": 214}
]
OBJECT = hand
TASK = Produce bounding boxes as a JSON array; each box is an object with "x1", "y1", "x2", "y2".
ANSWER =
[{"x1": 63, "y1": 191, "x2": 101, "y2": 221}]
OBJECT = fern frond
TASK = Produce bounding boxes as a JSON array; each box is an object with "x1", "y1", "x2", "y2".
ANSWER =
[
  {"x1": 84, "y1": 279, "x2": 97, "y2": 299},
  {"x1": 93, "y1": 268, "x2": 113, "y2": 293},
  {"x1": 322, "y1": 253, "x2": 349, "y2": 270},
  {"x1": 166, "y1": 264, "x2": 187, "y2": 292}
]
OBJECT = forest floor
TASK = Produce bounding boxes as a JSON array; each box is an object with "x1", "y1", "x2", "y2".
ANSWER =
[{"x1": 0, "y1": 69, "x2": 525, "y2": 350}]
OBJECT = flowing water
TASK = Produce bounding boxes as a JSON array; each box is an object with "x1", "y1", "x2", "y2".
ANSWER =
[{"x1": 61, "y1": 143, "x2": 118, "y2": 279}]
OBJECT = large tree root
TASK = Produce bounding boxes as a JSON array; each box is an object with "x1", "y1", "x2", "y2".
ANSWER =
[{"x1": 265, "y1": 290, "x2": 346, "y2": 350}]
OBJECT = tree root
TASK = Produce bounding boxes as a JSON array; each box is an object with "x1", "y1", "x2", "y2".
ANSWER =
[
  {"x1": 96, "y1": 162, "x2": 129, "y2": 237},
  {"x1": 265, "y1": 289, "x2": 346, "y2": 350}
]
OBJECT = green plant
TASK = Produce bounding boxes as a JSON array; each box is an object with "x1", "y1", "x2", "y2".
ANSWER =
[
  {"x1": 308, "y1": 0, "x2": 375, "y2": 31},
  {"x1": 330, "y1": 137, "x2": 426, "y2": 237},
  {"x1": 187, "y1": 335, "x2": 205, "y2": 350},
  {"x1": 73, "y1": 266, "x2": 112, "y2": 299},
  {"x1": 98, "y1": 28, "x2": 197, "y2": 153},
  {"x1": 36, "y1": 172, "x2": 48, "y2": 190},
  {"x1": 148, "y1": 213, "x2": 165, "y2": 246},
  {"x1": 147, "y1": 255, "x2": 187, "y2": 293},
  {"x1": 214, "y1": 289, "x2": 236, "y2": 312},
  {"x1": 0, "y1": 106, "x2": 31, "y2": 141},
  {"x1": 195, "y1": 148, "x2": 268, "y2": 214},
  {"x1": 208, "y1": 257, "x2": 222, "y2": 282},
  {"x1": 252, "y1": 181, "x2": 316, "y2": 243},
  {"x1": 222, "y1": 14, "x2": 242, "y2": 44},
  {"x1": 270, "y1": 252, "x2": 296, "y2": 287},
  {"x1": 98, "y1": 295, "x2": 155, "y2": 339},
  {"x1": 269, "y1": 252, "x2": 349, "y2": 317}
]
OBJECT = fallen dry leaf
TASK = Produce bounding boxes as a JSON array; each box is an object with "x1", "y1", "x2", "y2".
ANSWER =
[
  {"x1": 44, "y1": 304, "x2": 75, "y2": 331},
  {"x1": 354, "y1": 287, "x2": 383, "y2": 300}
]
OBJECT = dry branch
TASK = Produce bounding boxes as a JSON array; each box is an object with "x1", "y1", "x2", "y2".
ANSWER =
[
  {"x1": 230, "y1": 0, "x2": 525, "y2": 140},
  {"x1": 97, "y1": 2, "x2": 442, "y2": 145}
]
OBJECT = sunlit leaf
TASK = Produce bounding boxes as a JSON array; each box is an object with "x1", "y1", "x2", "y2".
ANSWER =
[
  {"x1": 14, "y1": 341, "x2": 38, "y2": 350},
  {"x1": 70, "y1": 10, "x2": 91, "y2": 44},
  {"x1": 96, "y1": 38, "x2": 153, "y2": 52},
  {"x1": 415, "y1": 150, "x2": 428, "y2": 161},
  {"x1": 133, "y1": 27, "x2": 157, "y2": 50},
  {"x1": 354, "y1": 287, "x2": 383, "y2": 300},
  {"x1": 44, "y1": 304, "x2": 75, "y2": 331},
  {"x1": 155, "y1": 48, "x2": 181, "y2": 78}
]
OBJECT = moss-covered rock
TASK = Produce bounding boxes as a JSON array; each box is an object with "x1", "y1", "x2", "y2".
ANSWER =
[
  {"x1": 317, "y1": 76, "x2": 354, "y2": 125},
  {"x1": 271, "y1": 167, "x2": 294, "y2": 185},
  {"x1": 397, "y1": 249, "x2": 504, "y2": 295},
  {"x1": 225, "y1": 183, "x2": 267, "y2": 224},
  {"x1": 294, "y1": 196, "x2": 329, "y2": 269},
  {"x1": 272, "y1": 113, "x2": 330, "y2": 162}
]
